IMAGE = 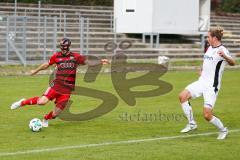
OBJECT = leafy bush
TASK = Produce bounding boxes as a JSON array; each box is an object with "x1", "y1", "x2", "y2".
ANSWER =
[{"x1": 221, "y1": 0, "x2": 240, "y2": 13}]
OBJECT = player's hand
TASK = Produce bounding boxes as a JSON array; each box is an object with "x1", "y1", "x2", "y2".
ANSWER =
[
  {"x1": 101, "y1": 59, "x2": 110, "y2": 65},
  {"x1": 218, "y1": 50, "x2": 225, "y2": 58},
  {"x1": 30, "y1": 70, "x2": 37, "y2": 75}
]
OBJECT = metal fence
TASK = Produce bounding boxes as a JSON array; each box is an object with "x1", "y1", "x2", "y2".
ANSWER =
[{"x1": 1, "y1": 15, "x2": 89, "y2": 65}]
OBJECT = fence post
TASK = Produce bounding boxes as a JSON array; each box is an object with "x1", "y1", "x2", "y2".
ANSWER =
[
  {"x1": 86, "y1": 18, "x2": 89, "y2": 55},
  {"x1": 156, "y1": 34, "x2": 160, "y2": 48},
  {"x1": 43, "y1": 16, "x2": 47, "y2": 61},
  {"x1": 53, "y1": 16, "x2": 57, "y2": 52},
  {"x1": 63, "y1": 12, "x2": 66, "y2": 37},
  {"x1": 59, "y1": 10, "x2": 62, "y2": 32},
  {"x1": 79, "y1": 16, "x2": 84, "y2": 54},
  {"x1": 6, "y1": 16, "x2": 9, "y2": 63},
  {"x1": 150, "y1": 33, "x2": 153, "y2": 48},
  {"x1": 38, "y1": 0, "x2": 41, "y2": 49},
  {"x1": 142, "y1": 33, "x2": 145, "y2": 43},
  {"x1": 110, "y1": 11, "x2": 113, "y2": 32},
  {"x1": 201, "y1": 34, "x2": 205, "y2": 50},
  {"x1": 14, "y1": 0, "x2": 17, "y2": 35},
  {"x1": 23, "y1": 16, "x2": 27, "y2": 66},
  {"x1": 113, "y1": 17, "x2": 117, "y2": 56}
]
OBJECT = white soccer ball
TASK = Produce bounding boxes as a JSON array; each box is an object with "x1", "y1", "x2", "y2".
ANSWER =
[{"x1": 29, "y1": 118, "x2": 42, "y2": 132}]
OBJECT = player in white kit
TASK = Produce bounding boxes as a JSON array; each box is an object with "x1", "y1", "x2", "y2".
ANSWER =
[{"x1": 179, "y1": 26, "x2": 235, "y2": 139}]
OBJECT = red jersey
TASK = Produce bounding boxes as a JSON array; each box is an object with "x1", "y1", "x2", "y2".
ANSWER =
[{"x1": 48, "y1": 52, "x2": 86, "y2": 94}]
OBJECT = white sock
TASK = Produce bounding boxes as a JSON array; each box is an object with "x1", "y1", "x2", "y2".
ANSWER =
[
  {"x1": 181, "y1": 101, "x2": 195, "y2": 124},
  {"x1": 210, "y1": 116, "x2": 225, "y2": 131}
]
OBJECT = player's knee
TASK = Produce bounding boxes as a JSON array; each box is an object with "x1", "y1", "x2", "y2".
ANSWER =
[
  {"x1": 37, "y1": 98, "x2": 48, "y2": 105},
  {"x1": 203, "y1": 112, "x2": 212, "y2": 121},
  {"x1": 52, "y1": 111, "x2": 59, "y2": 118},
  {"x1": 179, "y1": 90, "x2": 191, "y2": 104},
  {"x1": 53, "y1": 108, "x2": 63, "y2": 118},
  {"x1": 37, "y1": 100, "x2": 46, "y2": 105},
  {"x1": 179, "y1": 92, "x2": 187, "y2": 103}
]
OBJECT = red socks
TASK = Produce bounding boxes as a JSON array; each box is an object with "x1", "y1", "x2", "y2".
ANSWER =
[
  {"x1": 21, "y1": 97, "x2": 39, "y2": 106},
  {"x1": 21, "y1": 97, "x2": 57, "y2": 121},
  {"x1": 44, "y1": 111, "x2": 56, "y2": 120}
]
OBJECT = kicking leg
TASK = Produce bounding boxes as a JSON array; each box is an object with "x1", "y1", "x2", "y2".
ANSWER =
[{"x1": 10, "y1": 96, "x2": 49, "y2": 110}]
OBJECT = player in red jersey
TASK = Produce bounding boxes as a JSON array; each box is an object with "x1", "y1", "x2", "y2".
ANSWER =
[{"x1": 10, "y1": 38, "x2": 108, "y2": 127}]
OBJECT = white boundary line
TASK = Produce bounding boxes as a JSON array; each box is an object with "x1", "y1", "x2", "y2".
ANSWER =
[{"x1": 1, "y1": 129, "x2": 240, "y2": 157}]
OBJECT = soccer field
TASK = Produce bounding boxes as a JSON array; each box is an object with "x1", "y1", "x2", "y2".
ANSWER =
[{"x1": 0, "y1": 70, "x2": 240, "y2": 160}]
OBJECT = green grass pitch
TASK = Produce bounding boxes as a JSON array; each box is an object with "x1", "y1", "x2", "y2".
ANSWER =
[{"x1": 0, "y1": 70, "x2": 239, "y2": 160}]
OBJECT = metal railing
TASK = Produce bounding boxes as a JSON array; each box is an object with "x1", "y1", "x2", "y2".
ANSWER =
[
  {"x1": 0, "y1": 2, "x2": 116, "y2": 65},
  {"x1": 1, "y1": 15, "x2": 90, "y2": 65}
]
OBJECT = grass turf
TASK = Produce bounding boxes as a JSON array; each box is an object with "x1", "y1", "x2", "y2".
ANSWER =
[{"x1": 0, "y1": 70, "x2": 239, "y2": 160}]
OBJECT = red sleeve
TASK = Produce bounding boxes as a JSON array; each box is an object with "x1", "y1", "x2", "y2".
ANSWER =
[
  {"x1": 48, "y1": 53, "x2": 57, "y2": 65},
  {"x1": 76, "y1": 54, "x2": 86, "y2": 65}
]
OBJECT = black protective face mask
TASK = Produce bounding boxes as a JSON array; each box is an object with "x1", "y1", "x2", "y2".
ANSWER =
[{"x1": 61, "y1": 46, "x2": 69, "y2": 56}]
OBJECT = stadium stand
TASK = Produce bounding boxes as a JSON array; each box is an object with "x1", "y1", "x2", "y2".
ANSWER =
[{"x1": 0, "y1": 3, "x2": 239, "y2": 65}]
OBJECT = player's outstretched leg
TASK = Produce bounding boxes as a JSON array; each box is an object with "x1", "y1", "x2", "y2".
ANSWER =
[
  {"x1": 179, "y1": 90, "x2": 197, "y2": 133},
  {"x1": 10, "y1": 96, "x2": 49, "y2": 110},
  {"x1": 11, "y1": 97, "x2": 39, "y2": 110},
  {"x1": 203, "y1": 107, "x2": 228, "y2": 139}
]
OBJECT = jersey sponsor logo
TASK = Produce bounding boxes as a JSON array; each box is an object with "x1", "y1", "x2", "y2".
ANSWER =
[
  {"x1": 204, "y1": 55, "x2": 213, "y2": 60},
  {"x1": 59, "y1": 62, "x2": 76, "y2": 68}
]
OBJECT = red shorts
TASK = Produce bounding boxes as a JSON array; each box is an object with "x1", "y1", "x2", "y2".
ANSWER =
[{"x1": 43, "y1": 87, "x2": 70, "y2": 110}]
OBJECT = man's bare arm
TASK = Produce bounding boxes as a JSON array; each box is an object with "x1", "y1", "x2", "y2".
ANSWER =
[
  {"x1": 31, "y1": 62, "x2": 50, "y2": 75},
  {"x1": 85, "y1": 58, "x2": 109, "y2": 67},
  {"x1": 218, "y1": 51, "x2": 236, "y2": 66}
]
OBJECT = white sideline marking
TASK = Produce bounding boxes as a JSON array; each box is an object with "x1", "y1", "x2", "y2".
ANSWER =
[{"x1": 1, "y1": 129, "x2": 240, "y2": 157}]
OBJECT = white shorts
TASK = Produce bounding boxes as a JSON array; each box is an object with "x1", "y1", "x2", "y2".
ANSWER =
[{"x1": 185, "y1": 80, "x2": 218, "y2": 108}]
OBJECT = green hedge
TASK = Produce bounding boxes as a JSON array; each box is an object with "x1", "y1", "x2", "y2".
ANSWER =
[
  {"x1": 221, "y1": 0, "x2": 240, "y2": 13},
  {"x1": 0, "y1": 0, "x2": 113, "y2": 6}
]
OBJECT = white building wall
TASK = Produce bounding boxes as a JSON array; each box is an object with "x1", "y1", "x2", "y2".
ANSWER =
[
  {"x1": 114, "y1": 0, "x2": 210, "y2": 34},
  {"x1": 152, "y1": 0, "x2": 199, "y2": 34},
  {"x1": 114, "y1": 0, "x2": 153, "y2": 33}
]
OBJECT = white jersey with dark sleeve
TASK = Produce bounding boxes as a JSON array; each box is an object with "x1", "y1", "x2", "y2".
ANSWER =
[{"x1": 199, "y1": 45, "x2": 232, "y2": 92}]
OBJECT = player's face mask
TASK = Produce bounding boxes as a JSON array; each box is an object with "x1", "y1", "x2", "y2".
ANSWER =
[
  {"x1": 60, "y1": 38, "x2": 71, "y2": 56},
  {"x1": 60, "y1": 45, "x2": 69, "y2": 55}
]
